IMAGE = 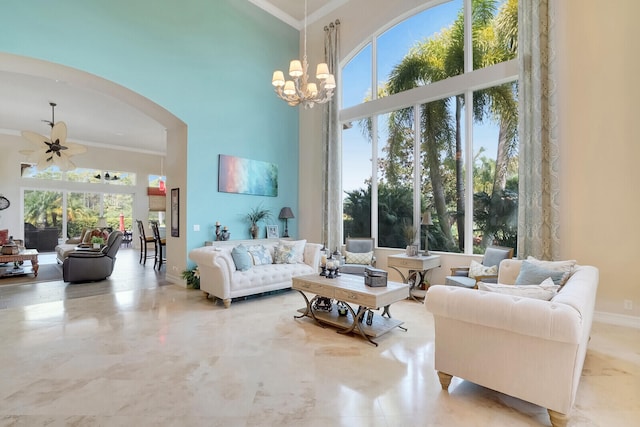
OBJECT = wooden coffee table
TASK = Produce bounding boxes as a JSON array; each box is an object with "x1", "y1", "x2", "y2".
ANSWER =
[
  {"x1": 292, "y1": 273, "x2": 409, "y2": 346},
  {"x1": 0, "y1": 249, "x2": 39, "y2": 277}
]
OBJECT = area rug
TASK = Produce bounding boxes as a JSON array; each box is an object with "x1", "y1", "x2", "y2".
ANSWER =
[{"x1": 0, "y1": 263, "x2": 63, "y2": 286}]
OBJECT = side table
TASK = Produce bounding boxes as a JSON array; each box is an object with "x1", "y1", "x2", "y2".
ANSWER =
[{"x1": 387, "y1": 253, "x2": 441, "y2": 301}]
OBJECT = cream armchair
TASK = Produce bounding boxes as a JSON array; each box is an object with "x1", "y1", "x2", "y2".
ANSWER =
[
  {"x1": 444, "y1": 245, "x2": 513, "y2": 288},
  {"x1": 340, "y1": 237, "x2": 375, "y2": 276}
]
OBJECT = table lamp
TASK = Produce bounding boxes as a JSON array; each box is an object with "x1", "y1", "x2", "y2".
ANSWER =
[{"x1": 278, "y1": 207, "x2": 295, "y2": 237}]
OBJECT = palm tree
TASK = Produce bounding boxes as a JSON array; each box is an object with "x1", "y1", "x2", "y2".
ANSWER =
[{"x1": 384, "y1": 0, "x2": 518, "y2": 250}]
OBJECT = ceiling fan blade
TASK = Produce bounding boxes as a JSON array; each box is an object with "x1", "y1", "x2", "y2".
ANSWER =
[
  {"x1": 52, "y1": 153, "x2": 74, "y2": 171},
  {"x1": 21, "y1": 130, "x2": 50, "y2": 148},
  {"x1": 63, "y1": 142, "x2": 87, "y2": 155},
  {"x1": 50, "y1": 121, "x2": 67, "y2": 145}
]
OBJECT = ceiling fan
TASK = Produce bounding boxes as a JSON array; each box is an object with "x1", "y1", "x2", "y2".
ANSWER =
[{"x1": 20, "y1": 102, "x2": 87, "y2": 171}]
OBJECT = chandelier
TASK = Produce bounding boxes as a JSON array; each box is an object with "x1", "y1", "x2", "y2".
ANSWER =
[{"x1": 271, "y1": 0, "x2": 336, "y2": 109}]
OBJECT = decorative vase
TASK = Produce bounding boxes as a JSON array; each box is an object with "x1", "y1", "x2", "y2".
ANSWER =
[
  {"x1": 250, "y1": 224, "x2": 258, "y2": 239},
  {"x1": 406, "y1": 245, "x2": 418, "y2": 256}
]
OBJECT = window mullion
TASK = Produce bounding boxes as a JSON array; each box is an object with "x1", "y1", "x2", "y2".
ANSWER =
[
  {"x1": 413, "y1": 104, "x2": 421, "y2": 245},
  {"x1": 464, "y1": 90, "x2": 474, "y2": 253},
  {"x1": 371, "y1": 115, "x2": 379, "y2": 243}
]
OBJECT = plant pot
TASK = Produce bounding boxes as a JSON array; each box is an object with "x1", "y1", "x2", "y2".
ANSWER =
[
  {"x1": 93, "y1": 243, "x2": 101, "y2": 249},
  {"x1": 250, "y1": 224, "x2": 258, "y2": 239}
]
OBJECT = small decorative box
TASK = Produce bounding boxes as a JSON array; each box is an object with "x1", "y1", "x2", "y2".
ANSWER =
[{"x1": 364, "y1": 267, "x2": 388, "y2": 287}]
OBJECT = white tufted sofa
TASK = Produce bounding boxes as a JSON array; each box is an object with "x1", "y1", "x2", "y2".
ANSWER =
[
  {"x1": 425, "y1": 259, "x2": 599, "y2": 427},
  {"x1": 189, "y1": 238, "x2": 321, "y2": 308}
]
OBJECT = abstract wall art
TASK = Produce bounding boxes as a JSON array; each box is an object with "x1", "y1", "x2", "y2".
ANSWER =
[{"x1": 218, "y1": 155, "x2": 278, "y2": 197}]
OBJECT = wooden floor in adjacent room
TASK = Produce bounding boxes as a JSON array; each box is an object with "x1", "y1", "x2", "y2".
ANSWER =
[{"x1": 0, "y1": 248, "x2": 638, "y2": 426}]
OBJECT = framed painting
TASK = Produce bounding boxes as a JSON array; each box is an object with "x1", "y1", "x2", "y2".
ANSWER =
[
  {"x1": 171, "y1": 188, "x2": 179, "y2": 237},
  {"x1": 266, "y1": 225, "x2": 279, "y2": 239},
  {"x1": 218, "y1": 154, "x2": 278, "y2": 197}
]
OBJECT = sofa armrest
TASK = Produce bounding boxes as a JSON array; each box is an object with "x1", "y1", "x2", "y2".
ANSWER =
[
  {"x1": 189, "y1": 247, "x2": 235, "y2": 299},
  {"x1": 425, "y1": 285, "x2": 582, "y2": 344},
  {"x1": 303, "y1": 243, "x2": 322, "y2": 270},
  {"x1": 449, "y1": 266, "x2": 470, "y2": 276},
  {"x1": 68, "y1": 251, "x2": 105, "y2": 259}
]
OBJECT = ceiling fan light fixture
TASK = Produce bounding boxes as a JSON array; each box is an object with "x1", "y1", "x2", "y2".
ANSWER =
[{"x1": 20, "y1": 102, "x2": 86, "y2": 171}]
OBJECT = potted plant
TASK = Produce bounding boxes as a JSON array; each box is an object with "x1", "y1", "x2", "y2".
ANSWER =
[
  {"x1": 91, "y1": 236, "x2": 105, "y2": 249},
  {"x1": 245, "y1": 204, "x2": 271, "y2": 239},
  {"x1": 402, "y1": 222, "x2": 419, "y2": 256},
  {"x1": 181, "y1": 267, "x2": 200, "y2": 289}
]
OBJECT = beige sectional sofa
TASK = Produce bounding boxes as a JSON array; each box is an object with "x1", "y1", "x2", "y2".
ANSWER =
[
  {"x1": 425, "y1": 259, "x2": 599, "y2": 427},
  {"x1": 189, "y1": 238, "x2": 322, "y2": 308}
]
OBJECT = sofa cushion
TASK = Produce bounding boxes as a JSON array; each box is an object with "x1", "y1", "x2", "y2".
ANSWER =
[
  {"x1": 478, "y1": 277, "x2": 560, "y2": 301},
  {"x1": 526, "y1": 256, "x2": 576, "y2": 286},
  {"x1": 345, "y1": 250, "x2": 373, "y2": 265},
  {"x1": 231, "y1": 244, "x2": 252, "y2": 271},
  {"x1": 514, "y1": 260, "x2": 565, "y2": 286},
  {"x1": 468, "y1": 259, "x2": 498, "y2": 279},
  {"x1": 247, "y1": 244, "x2": 272, "y2": 265}
]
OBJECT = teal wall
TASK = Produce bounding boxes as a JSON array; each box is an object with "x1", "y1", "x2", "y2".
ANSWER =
[{"x1": 0, "y1": 0, "x2": 300, "y2": 253}]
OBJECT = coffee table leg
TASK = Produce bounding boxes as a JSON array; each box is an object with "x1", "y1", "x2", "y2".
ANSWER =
[
  {"x1": 294, "y1": 291, "x2": 325, "y2": 327},
  {"x1": 382, "y1": 305, "x2": 407, "y2": 331},
  {"x1": 338, "y1": 303, "x2": 379, "y2": 347},
  {"x1": 294, "y1": 290, "x2": 312, "y2": 318},
  {"x1": 32, "y1": 257, "x2": 39, "y2": 277}
]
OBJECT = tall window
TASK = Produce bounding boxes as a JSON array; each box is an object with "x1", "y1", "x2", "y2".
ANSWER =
[{"x1": 341, "y1": 0, "x2": 518, "y2": 254}]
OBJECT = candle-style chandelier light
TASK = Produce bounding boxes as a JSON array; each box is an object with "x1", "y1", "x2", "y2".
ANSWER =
[{"x1": 271, "y1": 0, "x2": 336, "y2": 109}]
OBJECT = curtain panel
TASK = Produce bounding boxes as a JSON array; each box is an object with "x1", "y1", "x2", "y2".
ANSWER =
[
  {"x1": 518, "y1": 0, "x2": 560, "y2": 259},
  {"x1": 321, "y1": 20, "x2": 341, "y2": 252}
]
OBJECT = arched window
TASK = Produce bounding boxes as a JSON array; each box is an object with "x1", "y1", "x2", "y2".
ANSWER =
[{"x1": 340, "y1": 0, "x2": 518, "y2": 254}]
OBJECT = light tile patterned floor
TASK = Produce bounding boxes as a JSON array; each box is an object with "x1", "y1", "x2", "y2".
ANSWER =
[{"x1": 0, "y1": 249, "x2": 638, "y2": 426}]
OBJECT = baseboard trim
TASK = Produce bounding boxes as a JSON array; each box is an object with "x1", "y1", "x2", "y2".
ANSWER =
[{"x1": 594, "y1": 311, "x2": 640, "y2": 329}]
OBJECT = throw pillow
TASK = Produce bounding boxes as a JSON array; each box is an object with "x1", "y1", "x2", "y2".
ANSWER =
[
  {"x1": 526, "y1": 256, "x2": 576, "y2": 286},
  {"x1": 345, "y1": 250, "x2": 373, "y2": 265},
  {"x1": 478, "y1": 278, "x2": 560, "y2": 301},
  {"x1": 274, "y1": 244, "x2": 296, "y2": 264},
  {"x1": 0, "y1": 229, "x2": 8, "y2": 245},
  {"x1": 514, "y1": 261, "x2": 565, "y2": 286},
  {"x1": 247, "y1": 244, "x2": 273, "y2": 265},
  {"x1": 278, "y1": 239, "x2": 306, "y2": 263},
  {"x1": 468, "y1": 259, "x2": 498, "y2": 279},
  {"x1": 231, "y1": 244, "x2": 252, "y2": 271}
]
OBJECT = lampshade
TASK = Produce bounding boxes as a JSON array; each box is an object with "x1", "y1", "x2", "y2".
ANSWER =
[
  {"x1": 316, "y1": 63, "x2": 330, "y2": 79},
  {"x1": 306, "y1": 83, "x2": 318, "y2": 97},
  {"x1": 421, "y1": 211, "x2": 433, "y2": 225},
  {"x1": 283, "y1": 81, "x2": 296, "y2": 96},
  {"x1": 279, "y1": 207, "x2": 295, "y2": 219},
  {"x1": 324, "y1": 74, "x2": 336, "y2": 89},
  {"x1": 289, "y1": 60, "x2": 303, "y2": 77},
  {"x1": 272, "y1": 71, "x2": 285, "y2": 87}
]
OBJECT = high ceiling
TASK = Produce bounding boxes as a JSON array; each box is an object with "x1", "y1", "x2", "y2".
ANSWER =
[{"x1": 0, "y1": 0, "x2": 342, "y2": 156}]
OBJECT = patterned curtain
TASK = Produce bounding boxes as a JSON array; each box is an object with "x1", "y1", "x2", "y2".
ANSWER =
[
  {"x1": 321, "y1": 20, "x2": 341, "y2": 252},
  {"x1": 517, "y1": 0, "x2": 560, "y2": 259}
]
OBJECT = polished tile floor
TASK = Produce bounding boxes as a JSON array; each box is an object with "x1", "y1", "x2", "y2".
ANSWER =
[{"x1": 0, "y1": 249, "x2": 638, "y2": 426}]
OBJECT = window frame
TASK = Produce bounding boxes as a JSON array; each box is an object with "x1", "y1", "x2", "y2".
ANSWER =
[{"x1": 339, "y1": 0, "x2": 518, "y2": 254}]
